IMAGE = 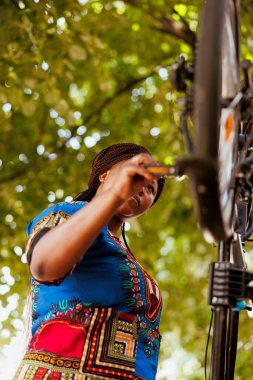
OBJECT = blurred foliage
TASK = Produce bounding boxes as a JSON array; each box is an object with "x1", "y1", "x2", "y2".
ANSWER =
[{"x1": 0, "y1": 0, "x2": 253, "y2": 379}]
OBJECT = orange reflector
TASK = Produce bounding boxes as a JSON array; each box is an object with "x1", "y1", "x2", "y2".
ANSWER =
[
  {"x1": 146, "y1": 166, "x2": 171, "y2": 175},
  {"x1": 225, "y1": 112, "x2": 234, "y2": 141}
]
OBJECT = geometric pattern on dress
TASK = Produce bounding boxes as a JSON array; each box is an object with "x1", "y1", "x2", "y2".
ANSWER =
[
  {"x1": 14, "y1": 309, "x2": 142, "y2": 380},
  {"x1": 107, "y1": 233, "x2": 162, "y2": 324},
  {"x1": 13, "y1": 360, "x2": 145, "y2": 380},
  {"x1": 142, "y1": 272, "x2": 162, "y2": 323},
  {"x1": 24, "y1": 351, "x2": 81, "y2": 371},
  {"x1": 81, "y1": 308, "x2": 138, "y2": 379},
  {"x1": 26, "y1": 211, "x2": 71, "y2": 253},
  {"x1": 107, "y1": 233, "x2": 162, "y2": 358},
  {"x1": 14, "y1": 362, "x2": 76, "y2": 379}
]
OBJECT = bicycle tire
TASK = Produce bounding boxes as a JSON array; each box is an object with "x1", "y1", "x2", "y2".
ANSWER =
[{"x1": 192, "y1": 0, "x2": 241, "y2": 242}]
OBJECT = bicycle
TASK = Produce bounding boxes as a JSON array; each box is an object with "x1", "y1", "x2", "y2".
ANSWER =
[{"x1": 144, "y1": 0, "x2": 253, "y2": 378}]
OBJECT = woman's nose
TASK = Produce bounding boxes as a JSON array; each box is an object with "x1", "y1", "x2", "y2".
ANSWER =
[{"x1": 139, "y1": 188, "x2": 144, "y2": 196}]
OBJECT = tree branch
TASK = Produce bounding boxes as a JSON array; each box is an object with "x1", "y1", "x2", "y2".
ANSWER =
[
  {"x1": 0, "y1": 60, "x2": 174, "y2": 184},
  {"x1": 57, "y1": 61, "x2": 174, "y2": 152},
  {"x1": 0, "y1": 166, "x2": 29, "y2": 183},
  {"x1": 122, "y1": 0, "x2": 196, "y2": 48},
  {"x1": 172, "y1": 8, "x2": 197, "y2": 48}
]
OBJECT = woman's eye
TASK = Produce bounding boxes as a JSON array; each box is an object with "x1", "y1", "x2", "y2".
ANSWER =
[{"x1": 147, "y1": 185, "x2": 155, "y2": 193}]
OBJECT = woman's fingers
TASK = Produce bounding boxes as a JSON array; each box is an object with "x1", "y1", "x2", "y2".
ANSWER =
[
  {"x1": 124, "y1": 154, "x2": 159, "y2": 181},
  {"x1": 125, "y1": 164, "x2": 157, "y2": 182},
  {"x1": 129, "y1": 153, "x2": 157, "y2": 166}
]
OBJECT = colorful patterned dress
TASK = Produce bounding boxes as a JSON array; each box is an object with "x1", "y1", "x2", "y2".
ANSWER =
[{"x1": 14, "y1": 202, "x2": 162, "y2": 380}]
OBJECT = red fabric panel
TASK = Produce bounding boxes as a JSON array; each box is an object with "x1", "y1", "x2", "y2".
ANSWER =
[{"x1": 32, "y1": 319, "x2": 86, "y2": 358}]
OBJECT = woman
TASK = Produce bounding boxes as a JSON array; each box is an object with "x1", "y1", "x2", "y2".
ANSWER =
[{"x1": 14, "y1": 142, "x2": 165, "y2": 380}]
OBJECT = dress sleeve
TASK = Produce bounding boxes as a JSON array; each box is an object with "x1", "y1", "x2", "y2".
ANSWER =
[{"x1": 25, "y1": 201, "x2": 86, "y2": 286}]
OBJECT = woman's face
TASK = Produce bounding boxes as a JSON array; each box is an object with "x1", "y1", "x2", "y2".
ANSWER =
[
  {"x1": 115, "y1": 179, "x2": 158, "y2": 219},
  {"x1": 96, "y1": 152, "x2": 159, "y2": 220}
]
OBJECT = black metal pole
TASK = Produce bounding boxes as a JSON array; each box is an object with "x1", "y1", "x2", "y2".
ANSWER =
[
  {"x1": 210, "y1": 306, "x2": 228, "y2": 380},
  {"x1": 225, "y1": 310, "x2": 239, "y2": 380},
  {"x1": 210, "y1": 240, "x2": 231, "y2": 380}
]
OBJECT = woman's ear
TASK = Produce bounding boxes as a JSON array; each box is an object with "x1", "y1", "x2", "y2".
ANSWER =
[{"x1": 99, "y1": 170, "x2": 110, "y2": 183}]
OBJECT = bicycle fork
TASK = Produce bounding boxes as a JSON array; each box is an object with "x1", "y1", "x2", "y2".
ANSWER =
[
  {"x1": 210, "y1": 306, "x2": 239, "y2": 380},
  {"x1": 209, "y1": 239, "x2": 244, "y2": 380}
]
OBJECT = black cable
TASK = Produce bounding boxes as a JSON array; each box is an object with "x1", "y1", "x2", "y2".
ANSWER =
[
  {"x1": 181, "y1": 108, "x2": 194, "y2": 153},
  {"x1": 205, "y1": 309, "x2": 214, "y2": 380},
  {"x1": 242, "y1": 207, "x2": 253, "y2": 242}
]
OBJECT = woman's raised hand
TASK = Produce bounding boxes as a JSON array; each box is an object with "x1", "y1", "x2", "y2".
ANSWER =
[{"x1": 98, "y1": 153, "x2": 158, "y2": 203}]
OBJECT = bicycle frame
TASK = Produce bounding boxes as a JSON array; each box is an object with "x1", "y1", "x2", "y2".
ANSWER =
[
  {"x1": 171, "y1": 0, "x2": 253, "y2": 376},
  {"x1": 209, "y1": 237, "x2": 243, "y2": 379},
  {"x1": 147, "y1": 1, "x2": 253, "y2": 376}
]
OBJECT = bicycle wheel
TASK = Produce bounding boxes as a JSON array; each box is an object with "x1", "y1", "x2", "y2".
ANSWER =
[{"x1": 192, "y1": 0, "x2": 241, "y2": 242}]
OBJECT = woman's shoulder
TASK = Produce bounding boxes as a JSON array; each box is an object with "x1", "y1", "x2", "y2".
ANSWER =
[{"x1": 26, "y1": 201, "x2": 87, "y2": 236}]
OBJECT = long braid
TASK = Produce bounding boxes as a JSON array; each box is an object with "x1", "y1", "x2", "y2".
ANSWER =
[{"x1": 121, "y1": 222, "x2": 132, "y2": 254}]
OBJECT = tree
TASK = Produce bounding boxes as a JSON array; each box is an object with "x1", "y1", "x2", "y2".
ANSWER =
[{"x1": 1, "y1": 1, "x2": 253, "y2": 378}]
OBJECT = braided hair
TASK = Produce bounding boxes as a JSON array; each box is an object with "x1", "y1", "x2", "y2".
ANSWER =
[
  {"x1": 73, "y1": 142, "x2": 165, "y2": 204},
  {"x1": 73, "y1": 143, "x2": 165, "y2": 252}
]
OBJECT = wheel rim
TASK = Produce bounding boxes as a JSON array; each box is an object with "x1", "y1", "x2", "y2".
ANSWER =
[{"x1": 218, "y1": 0, "x2": 240, "y2": 225}]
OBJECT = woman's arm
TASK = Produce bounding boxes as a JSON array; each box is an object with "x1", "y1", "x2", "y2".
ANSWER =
[
  {"x1": 30, "y1": 190, "x2": 123, "y2": 282},
  {"x1": 30, "y1": 154, "x2": 157, "y2": 282}
]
